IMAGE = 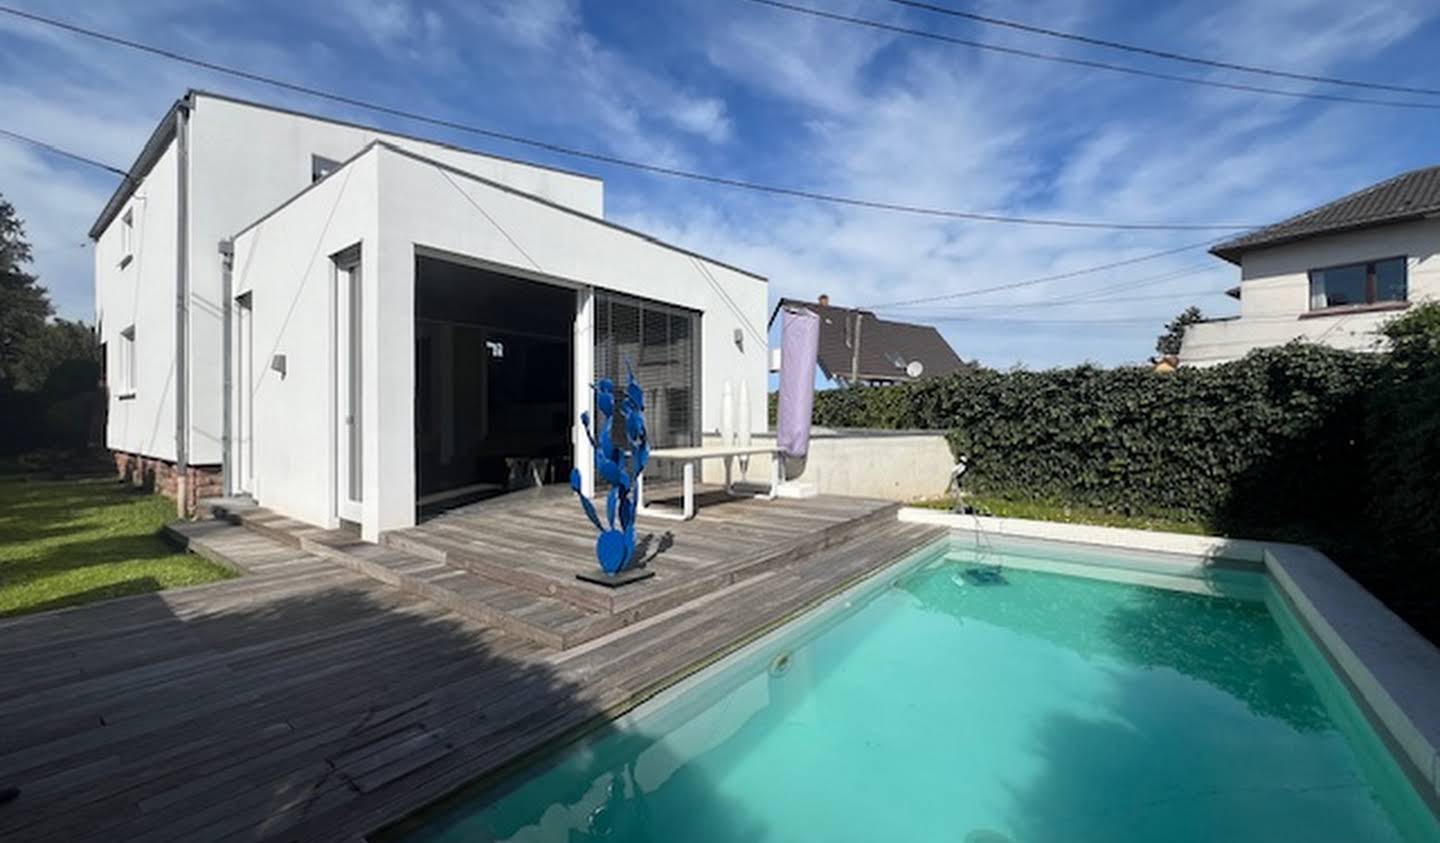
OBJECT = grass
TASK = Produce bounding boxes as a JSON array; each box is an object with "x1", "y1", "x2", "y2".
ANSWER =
[
  {"x1": 910, "y1": 493, "x2": 1209, "y2": 535},
  {"x1": 0, "y1": 473, "x2": 235, "y2": 618}
]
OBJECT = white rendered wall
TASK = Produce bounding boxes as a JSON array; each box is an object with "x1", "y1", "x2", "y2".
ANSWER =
[
  {"x1": 227, "y1": 144, "x2": 765, "y2": 540},
  {"x1": 183, "y1": 94, "x2": 605, "y2": 467},
  {"x1": 229, "y1": 154, "x2": 380, "y2": 534},
  {"x1": 702, "y1": 431, "x2": 953, "y2": 500},
  {"x1": 374, "y1": 145, "x2": 769, "y2": 437},
  {"x1": 1181, "y1": 219, "x2": 1440, "y2": 366},
  {"x1": 93, "y1": 92, "x2": 605, "y2": 467},
  {"x1": 96, "y1": 139, "x2": 180, "y2": 462}
]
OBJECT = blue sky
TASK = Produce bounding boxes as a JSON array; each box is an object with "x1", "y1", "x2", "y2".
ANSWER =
[{"x1": 3, "y1": 0, "x2": 1439, "y2": 368}]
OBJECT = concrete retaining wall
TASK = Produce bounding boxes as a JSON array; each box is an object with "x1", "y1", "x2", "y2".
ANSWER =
[{"x1": 701, "y1": 429, "x2": 953, "y2": 501}]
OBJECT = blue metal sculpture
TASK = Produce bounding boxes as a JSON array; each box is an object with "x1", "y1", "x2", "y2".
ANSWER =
[{"x1": 570, "y1": 363, "x2": 649, "y2": 575}]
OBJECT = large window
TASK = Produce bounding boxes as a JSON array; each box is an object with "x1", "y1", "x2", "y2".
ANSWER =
[
  {"x1": 594, "y1": 293, "x2": 699, "y2": 477},
  {"x1": 1308, "y1": 257, "x2": 1407, "y2": 310}
]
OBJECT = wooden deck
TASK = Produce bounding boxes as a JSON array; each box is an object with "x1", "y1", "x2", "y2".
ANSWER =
[
  {"x1": 0, "y1": 491, "x2": 944, "y2": 842},
  {"x1": 209, "y1": 486, "x2": 902, "y2": 649}
]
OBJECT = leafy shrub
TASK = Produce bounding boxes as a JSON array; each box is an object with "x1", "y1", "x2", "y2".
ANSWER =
[
  {"x1": 813, "y1": 343, "x2": 1377, "y2": 525},
  {"x1": 811, "y1": 307, "x2": 1440, "y2": 640},
  {"x1": 1362, "y1": 306, "x2": 1440, "y2": 612}
]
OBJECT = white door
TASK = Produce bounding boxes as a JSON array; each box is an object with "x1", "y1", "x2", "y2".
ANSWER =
[
  {"x1": 336, "y1": 256, "x2": 363, "y2": 523},
  {"x1": 236, "y1": 293, "x2": 254, "y2": 494}
]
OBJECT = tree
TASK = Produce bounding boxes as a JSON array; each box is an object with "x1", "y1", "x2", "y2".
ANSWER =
[
  {"x1": 13, "y1": 318, "x2": 97, "y2": 393},
  {"x1": 0, "y1": 194, "x2": 53, "y2": 386},
  {"x1": 1155, "y1": 305, "x2": 1205, "y2": 357}
]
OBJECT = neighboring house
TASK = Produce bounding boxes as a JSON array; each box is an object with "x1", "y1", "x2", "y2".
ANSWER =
[
  {"x1": 768, "y1": 295, "x2": 967, "y2": 386},
  {"x1": 1180, "y1": 165, "x2": 1440, "y2": 366},
  {"x1": 93, "y1": 90, "x2": 767, "y2": 540}
]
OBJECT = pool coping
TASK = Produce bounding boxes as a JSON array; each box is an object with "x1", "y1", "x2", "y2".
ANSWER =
[{"x1": 899, "y1": 507, "x2": 1440, "y2": 811}]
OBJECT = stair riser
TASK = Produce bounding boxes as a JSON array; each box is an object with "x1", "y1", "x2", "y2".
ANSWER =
[
  {"x1": 294, "y1": 537, "x2": 566, "y2": 649},
  {"x1": 441, "y1": 551, "x2": 614, "y2": 614}
]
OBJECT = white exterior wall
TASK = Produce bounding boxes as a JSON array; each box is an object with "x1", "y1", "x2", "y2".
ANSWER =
[
  {"x1": 229, "y1": 144, "x2": 766, "y2": 540},
  {"x1": 95, "y1": 138, "x2": 180, "y2": 461},
  {"x1": 374, "y1": 146, "x2": 769, "y2": 436},
  {"x1": 230, "y1": 154, "x2": 380, "y2": 533},
  {"x1": 1181, "y1": 218, "x2": 1440, "y2": 366},
  {"x1": 93, "y1": 92, "x2": 603, "y2": 467},
  {"x1": 184, "y1": 94, "x2": 604, "y2": 466},
  {"x1": 702, "y1": 431, "x2": 954, "y2": 501}
]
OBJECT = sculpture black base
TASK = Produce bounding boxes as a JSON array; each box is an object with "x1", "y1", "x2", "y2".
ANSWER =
[{"x1": 576, "y1": 567, "x2": 655, "y2": 588}]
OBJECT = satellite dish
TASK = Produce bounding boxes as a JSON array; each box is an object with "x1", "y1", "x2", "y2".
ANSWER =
[{"x1": 906, "y1": 360, "x2": 924, "y2": 378}]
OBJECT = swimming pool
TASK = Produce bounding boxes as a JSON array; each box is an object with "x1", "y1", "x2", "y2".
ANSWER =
[{"x1": 392, "y1": 536, "x2": 1440, "y2": 842}]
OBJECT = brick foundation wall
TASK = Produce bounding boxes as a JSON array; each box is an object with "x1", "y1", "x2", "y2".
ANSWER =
[{"x1": 113, "y1": 452, "x2": 223, "y2": 516}]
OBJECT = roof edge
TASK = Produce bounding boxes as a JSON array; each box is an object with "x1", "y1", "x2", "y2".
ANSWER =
[
  {"x1": 187, "y1": 89, "x2": 602, "y2": 184},
  {"x1": 229, "y1": 140, "x2": 768, "y2": 284},
  {"x1": 229, "y1": 139, "x2": 386, "y2": 241},
  {"x1": 88, "y1": 94, "x2": 189, "y2": 240},
  {"x1": 376, "y1": 142, "x2": 768, "y2": 283},
  {"x1": 1209, "y1": 211, "x2": 1432, "y2": 264},
  {"x1": 1209, "y1": 163, "x2": 1440, "y2": 263}
]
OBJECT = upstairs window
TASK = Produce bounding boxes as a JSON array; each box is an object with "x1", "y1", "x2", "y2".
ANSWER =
[
  {"x1": 1308, "y1": 257, "x2": 1407, "y2": 310},
  {"x1": 120, "y1": 208, "x2": 134, "y2": 267},
  {"x1": 117, "y1": 325, "x2": 136, "y2": 396},
  {"x1": 311, "y1": 155, "x2": 341, "y2": 183}
]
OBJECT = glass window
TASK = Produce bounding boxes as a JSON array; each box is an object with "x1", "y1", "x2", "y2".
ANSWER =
[
  {"x1": 311, "y1": 155, "x2": 342, "y2": 183},
  {"x1": 118, "y1": 325, "x2": 136, "y2": 394},
  {"x1": 120, "y1": 208, "x2": 134, "y2": 262},
  {"x1": 1375, "y1": 257, "x2": 1407, "y2": 303},
  {"x1": 594, "y1": 292, "x2": 699, "y2": 481},
  {"x1": 1308, "y1": 257, "x2": 1407, "y2": 310}
]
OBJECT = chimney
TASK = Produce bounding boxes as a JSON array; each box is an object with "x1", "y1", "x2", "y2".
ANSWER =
[{"x1": 817, "y1": 293, "x2": 830, "y2": 306}]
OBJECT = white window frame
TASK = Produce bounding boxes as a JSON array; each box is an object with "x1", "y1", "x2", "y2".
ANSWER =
[
  {"x1": 117, "y1": 325, "x2": 137, "y2": 397},
  {"x1": 1306, "y1": 256, "x2": 1408, "y2": 312},
  {"x1": 119, "y1": 208, "x2": 135, "y2": 268}
]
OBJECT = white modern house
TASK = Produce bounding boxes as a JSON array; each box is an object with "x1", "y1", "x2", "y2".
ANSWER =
[
  {"x1": 1180, "y1": 165, "x2": 1440, "y2": 366},
  {"x1": 94, "y1": 90, "x2": 768, "y2": 540}
]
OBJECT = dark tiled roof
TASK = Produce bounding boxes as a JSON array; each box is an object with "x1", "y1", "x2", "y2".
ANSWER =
[
  {"x1": 1211, "y1": 164, "x2": 1440, "y2": 264},
  {"x1": 771, "y1": 299, "x2": 968, "y2": 382}
]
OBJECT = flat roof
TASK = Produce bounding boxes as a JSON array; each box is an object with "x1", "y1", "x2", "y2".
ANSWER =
[{"x1": 230, "y1": 140, "x2": 767, "y2": 283}]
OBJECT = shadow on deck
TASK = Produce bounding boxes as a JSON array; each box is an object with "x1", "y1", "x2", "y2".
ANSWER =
[{"x1": 0, "y1": 489, "x2": 942, "y2": 841}]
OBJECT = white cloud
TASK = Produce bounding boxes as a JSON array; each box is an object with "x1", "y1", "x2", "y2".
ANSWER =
[
  {"x1": 606, "y1": 0, "x2": 1438, "y2": 367},
  {"x1": 2, "y1": 0, "x2": 1436, "y2": 370}
]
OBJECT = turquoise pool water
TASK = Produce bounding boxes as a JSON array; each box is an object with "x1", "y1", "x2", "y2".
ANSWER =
[{"x1": 397, "y1": 541, "x2": 1440, "y2": 843}]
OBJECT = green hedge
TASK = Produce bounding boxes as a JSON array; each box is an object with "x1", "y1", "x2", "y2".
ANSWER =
[
  {"x1": 812, "y1": 343, "x2": 1378, "y2": 525},
  {"x1": 809, "y1": 305, "x2": 1440, "y2": 640}
]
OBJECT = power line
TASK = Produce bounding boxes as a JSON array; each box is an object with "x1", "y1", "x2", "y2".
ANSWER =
[
  {"x1": 0, "y1": 126, "x2": 129, "y2": 178},
  {"x1": 861, "y1": 238, "x2": 1223, "y2": 309},
  {"x1": 737, "y1": 0, "x2": 1440, "y2": 111},
  {"x1": 0, "y1": 4, "x2": 1256, "y2": 232},
  {"x1": 913, "y1": 266, "x2": 1219, "y2": 311},
  {"x1": 927, "y1": 313, "x2": 1300, "y2": 326},
  {"x1": 0, "y1": 123, "x2": 1239, "y2": 314},
  {"x1": 881, "y1": 0, "x2": 1440, "y2": 98}
]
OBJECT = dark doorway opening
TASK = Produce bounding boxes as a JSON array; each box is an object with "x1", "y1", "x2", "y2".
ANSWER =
[{"x1": 415, "y1": 254, "x2": 574, "y2": 510}]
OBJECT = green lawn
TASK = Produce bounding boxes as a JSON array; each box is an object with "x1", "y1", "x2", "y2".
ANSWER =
[
  {"x1": 0, "y1": 475, "x2": 235, "y2": 618},
  {"x1": 910, "y1": 493, "x2": 1208, "y2": 535}
]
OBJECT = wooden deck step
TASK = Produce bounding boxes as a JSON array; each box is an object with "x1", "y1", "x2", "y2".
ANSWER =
[
  {"x1": 299, "y1": 533, "x2": 609, "y2": 651},
  {"x1": 193, "y1": 493, "x2": 923, "y2": 652},
  {"x1": 190, "y1": 505, "x2": 607, "y2": 650}
]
